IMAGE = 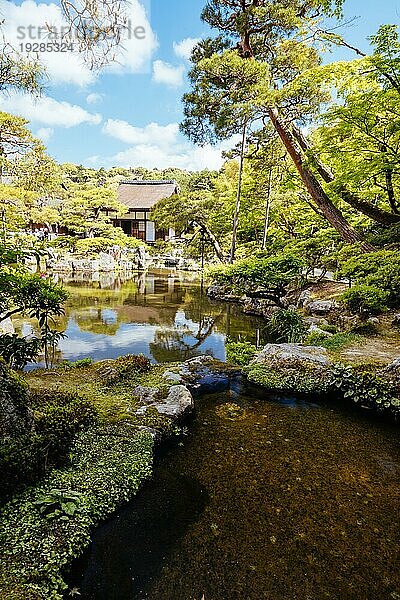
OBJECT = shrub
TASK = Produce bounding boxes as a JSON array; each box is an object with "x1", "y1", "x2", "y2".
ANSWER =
[
  {"x1": 327, "y1": 364, "x2": 400, "y2": 417},
  {"x1": 99, "y1": 354, "x2": 151, "y2": 385},
  {"x1": 0, "y1": 390, "x2": 97, "y2": 503},
  {"x1": 339, "y1": 250, "x2": 400, "y2": 306},
  {"x1": 267, "y1": 309, "x2": 308, "y2": 343},
  {"x1": 75, "y1": 235, "x2": 145, "y2": 256},
  {"x1": 0, "y1": 427, "x2": 153, "y2": 600},
  {"x1": 225, "y1": 339, "x2": 257, "y2": 366},
  {"x1": 341, "y1": 285, "x2": 389, "y2": 316},
  {"x1": 208, "y1": 253, "x2": 304, "y2": 306},
  {"x1": 0, "y1": 334, "x2": 41, "y2": 371},
  {"x1": 0, "y1": 359, "x2": 30, "y2": 440}
]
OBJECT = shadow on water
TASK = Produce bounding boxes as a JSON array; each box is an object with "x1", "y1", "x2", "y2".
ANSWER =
[{"x1": 68, "y1": 384, "x2": 400, "y2": 600}]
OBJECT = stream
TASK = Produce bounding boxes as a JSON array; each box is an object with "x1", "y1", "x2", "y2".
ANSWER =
[{"x1": 69, "y1": 379, "x2": 400, "y2": 600}]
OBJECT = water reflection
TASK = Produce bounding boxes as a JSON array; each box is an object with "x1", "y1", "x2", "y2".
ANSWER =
[{"x1": 20, "y1": 270, "x2": 268, "y2": 367}]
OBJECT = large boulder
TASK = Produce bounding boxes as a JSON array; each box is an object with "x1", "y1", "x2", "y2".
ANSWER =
[
  {"x1": 207, "y1": 285, "x2": 242, "y2": 303},
  {"x1": 307, "y1": 300, "x2": 338, "y2": 316},
  {"x1": 136, "y1": 385, "x2": 193, "y2": 421},
  {"x1": 245, "y1": 343, "x2": 333, "y2": 395}
]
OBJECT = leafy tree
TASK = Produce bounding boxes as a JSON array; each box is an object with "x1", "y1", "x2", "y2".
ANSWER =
[
  {"x1": 182, "y1": 0, "x2": 376, "y2": 250},
  {"x1": 208, "y1": 252, "x2": 305, "y2": 306},
  {"x1": 60, "y1": 186, "x2": 126, "y2": 238}
]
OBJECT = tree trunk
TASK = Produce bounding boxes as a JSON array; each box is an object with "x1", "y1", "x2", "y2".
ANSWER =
[
  {"x1": 230, "y1": 122, "x2": 247, "y2": 263},
  {"x1": 292, "y1": 125, "x2": 400, "y2": 223},
  {"x1": 268, "y1": 108, "x2": 374, "y2": 251},
  {"x1": 338, "y1": 187, "x2": 400, "y2": 225},
  {"x1": 193, "y1": 220, "x2": 226, "y2": 262},
  {"x1": 262, "y1": 167, "x2": 273, "y2": 250}
]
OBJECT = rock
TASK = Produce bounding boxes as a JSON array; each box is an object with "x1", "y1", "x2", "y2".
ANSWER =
[
  {"x1": 297, "y1": 290, "x2": 312, "y2": 308},
  {"x1": 307, "y1": 324, "x2": 333, "y2": 337},
  {"x1": 252, "y1": 343, "x2": 332, "y2": 367},
  {"x1": 307, "y1": 300, "x2": 337, "y2": 316},
  {"x1": 207, "y1": 285, "x2": 242, "y2": 303},
  {"x1": 98, "y1": 253, "x2": 116, "y2": 272},
  {"x1": 304, "y1": 317, "x2": 329, "y2": 326},
  {"x1": 163, "y1": 371, "x2": 183, "y2": 384},
  {"x1": 132, "y1": 386, "x2": 159, "y2": 404},
  {"x1": 0, "y1": 317, "x2": 15, "y2": 335},
  {"x1": 242, "y1": 298, "x2": 277, "y2": 318},
  {"x1": 245, "y1": 343, "x2": 333, "y2": 395},
  {"x1": 136, "y1": 385, "x2": 193, "y2": 421},
  {"x1": 380, "y1": 357, "x2": 400, "y2": 375},
  {"x1": 367, "y1": 317, "x2": 380, "y2": 326},
  {"x1": 392, "y1": 314, "x2": 400, "y2": 327}
]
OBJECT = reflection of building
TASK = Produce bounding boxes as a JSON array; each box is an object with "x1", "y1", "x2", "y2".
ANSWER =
[{"x1": 113, "y1": 180, "x2": 178, "y2": 243}]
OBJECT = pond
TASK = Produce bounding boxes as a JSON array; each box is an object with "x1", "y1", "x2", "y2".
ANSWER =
[
  {"x1": 69, "y1": 379, "x2": 400, "y2": 600},
  {"x1": 18, "y1": 270, "x2": 267, "y2": 367}
]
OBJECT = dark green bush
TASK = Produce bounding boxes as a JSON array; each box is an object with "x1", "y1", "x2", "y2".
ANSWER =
[
  {"x1": 339, "y1": 250, "x2": 400, "y2": 306},
  {"x1": 0, "y1": 334, "x2": 42, "y2": 370},
  {"x1": 0, "y1": 390, "x2": 97, "y2": 504},
  {"x1": 208, "y1": 253, "x2": 304, "y2": 306},
  {"x1": 0, "y1": 359, "x2": 30, "y2": 440},
  {"x1": 341, "y1": 285, "x2": 389, "y2": 316}
]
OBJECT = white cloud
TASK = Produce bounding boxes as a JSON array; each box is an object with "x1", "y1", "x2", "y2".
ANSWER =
[
  {"x1": 2, "y1": 0, "x2": 157, "y2": 86},
  {"x1": 173, "y1": 37, "x2": 200, "y2": 61},
  {"x1": 36, "y1": 127, "x2": 54, "y2": 142},
  {"x1": 2, "y1": 0, "x2": 95, "y2": 86},
  {"x1": 0, "y1": 92, "x2": 102, "y2": 128},
  {"x1": 86, "y1": 93, "x2": 104, "y2": 105},
  {"x1": 90, "y1": 117, "x2": 241, "y2": 171},
  {"x1": 152, "y1": 60, "x2": 184, "y2": 87},
  {"x1": 106, "y1": 0, "x2": 158, "y2": 75},
  {"x1": 103, "y1": 119, "x2": 179, "y2": 146}
]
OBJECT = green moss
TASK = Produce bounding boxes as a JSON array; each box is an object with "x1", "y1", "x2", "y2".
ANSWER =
[{"x1": 244, "y1": 363, "x2": 330, "y2": 395}]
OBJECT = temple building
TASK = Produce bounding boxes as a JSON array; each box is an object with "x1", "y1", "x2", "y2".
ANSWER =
[{"x1": 113, "y1": 180, "x2": 178, "y2": 243}]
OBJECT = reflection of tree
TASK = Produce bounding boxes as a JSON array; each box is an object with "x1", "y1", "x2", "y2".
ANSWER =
[{"x1": 149, "y1": 312, "x2": 225, "y2": 363}]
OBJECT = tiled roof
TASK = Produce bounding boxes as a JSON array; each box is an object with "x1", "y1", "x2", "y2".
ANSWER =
[{"x1": 118, "y1": 180, "x2": 178, "y2": 210}]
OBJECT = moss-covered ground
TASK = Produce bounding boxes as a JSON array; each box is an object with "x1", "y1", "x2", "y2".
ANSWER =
[{"x1": 0, "y1": 358, "x2": 183, "y2": 600}]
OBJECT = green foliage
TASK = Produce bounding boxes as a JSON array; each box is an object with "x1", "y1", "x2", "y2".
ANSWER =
[
  {"x1": 225, "y1": 339, "x2": 257, "y2": 366},
  {"x1": 244, "y1": 362, "x2": 330, "y2": 395},
  {"x1": 341, "y1": 285, "x2": 389, "y2": 316},
  {"x1": 0, "y1": 427, "x2": 153, "y2": 600},
  {"x1": 209, "y1": 253, "x2": 304, "y2": 305},
  {"x1": 267, "y1": 309, "x2": 308, "y2": 343},
  {"x1": 59, "y1": 358, "x2": 94, "y2": 370},
  {"x1": 0, "y1": 270, "x2": 68, "y2": 322},
  {"x1": 339, "y1": 250, "x2": 400, "y2": 305},
  {"x1": 0, "y1": 390, "x2": 97, "y2": 504},
  {"x1": 327, "y1": 364, "x2": 400, "y2": 417},
  {"x1": 33, "y1": 489, "x2": 85, "y2": 520},
  {"x1": 305, "y1": 332, "x2": 362, "y2": 352},
  {"x1": 74, "y1": 235, "x2": 144, "y2": 256},
  {"x1": 0, "y1": 335, "x2": 41, "y2": 370},
  {"x1": 0, "y1": 359, "x2": 29, "y2": 440}
]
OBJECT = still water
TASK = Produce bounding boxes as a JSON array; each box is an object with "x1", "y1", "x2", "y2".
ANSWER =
[
  {"x1": 70, "y1": 381, "x2": 400, "y2": 600},
  {"x1": 19, "y1": 270, "x2": 267, "y2": 366}
]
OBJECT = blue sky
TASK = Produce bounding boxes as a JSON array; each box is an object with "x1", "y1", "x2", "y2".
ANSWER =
[{"x1": 1, "y1": 0, "x2": 399, "y2": 171}]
